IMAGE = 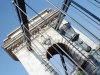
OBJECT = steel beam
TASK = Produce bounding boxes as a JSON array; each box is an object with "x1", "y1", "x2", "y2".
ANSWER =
[
  {"x1": 55, "y1": 0, "x2": 72, "y2": 30},
  {"x1": 60, "y1": 55, "x2": 68, "y2": 75},
  {"x1": 13, "y1": 0, "x2": 32, "y2": 50}
]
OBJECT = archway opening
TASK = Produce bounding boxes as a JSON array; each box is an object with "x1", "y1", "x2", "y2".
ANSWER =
[
  {"x1": 46, "y1": 43, "x2": 76, "y2": 75},
  {"x1": 47, "y1": 43, "x2": 72, "y2": 60}
]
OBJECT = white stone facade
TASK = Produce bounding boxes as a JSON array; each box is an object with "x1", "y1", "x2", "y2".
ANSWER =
[{"x1": 2, "y1": 9, "x2": 97, "y2": 75}]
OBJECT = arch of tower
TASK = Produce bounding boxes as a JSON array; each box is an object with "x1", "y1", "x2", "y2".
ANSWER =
[{"x1": 2, "y1": 9, "x2": 97, "y2": 75}]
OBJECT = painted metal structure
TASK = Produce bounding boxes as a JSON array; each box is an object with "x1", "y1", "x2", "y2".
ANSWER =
[{"x1": 2, "y1": 0, "x2": 100, "y2": 75}]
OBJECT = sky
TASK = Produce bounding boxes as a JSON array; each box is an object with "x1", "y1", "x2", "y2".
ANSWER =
[{"x1": 0, "y1": 0, "x2": 100, "y2": 75}]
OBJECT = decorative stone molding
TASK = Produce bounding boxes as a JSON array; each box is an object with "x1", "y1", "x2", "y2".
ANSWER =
[{"x1": 2, "y1": 9, "x2": 59, "y2": 61}]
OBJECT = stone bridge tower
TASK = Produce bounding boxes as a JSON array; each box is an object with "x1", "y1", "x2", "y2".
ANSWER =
[{"x1": 2, "y1": 9, "x2": 98, "y2": 75}]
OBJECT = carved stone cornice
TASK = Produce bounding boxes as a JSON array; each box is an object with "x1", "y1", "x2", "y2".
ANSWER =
[{"x1": 2, "y1": 9, "x2": 59, "y2": 61}]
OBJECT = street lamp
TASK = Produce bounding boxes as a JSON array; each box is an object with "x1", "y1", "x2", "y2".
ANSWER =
[{"x1": 60, "y1": 22, "x2": 79, "y2": 42}]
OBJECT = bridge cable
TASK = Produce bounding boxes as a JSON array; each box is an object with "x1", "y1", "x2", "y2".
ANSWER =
[
  {"x1": 86, "y1": 0, "x2": 100, "y2": 9},
  {"x1": 94, "y1": 0, "x2": 100, "y2": 4},
  {"x1": 72, "y1": 1, "x2": 100, "y2": 22},
  {"x1": 62, "y1": 3, "x2": 100, "y2": 31},
  {"x1": 13, "y1": 1, "x2": 90, "y2": 74},
  {"x1": 13, "y1": 1, "x2": 73, "y2": 74},
  {"x1": 9, "y1": 0, "x2": 19, "y2": 25},
  {"x1": 24, "y1": 1, "x2": 98, "y2": 68},
  {"x1": 46, "y1": 0, "x2": 100, "y2": 43},
  {"x1": 12, "y1": 0, "x2": 97, "y2": 74},
  {"x1": 25, "y1": 1, "x2": 98, "y2": 74},
  {"x1": 71, "y1": 4, "x2": 100, "y2": 27}
]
